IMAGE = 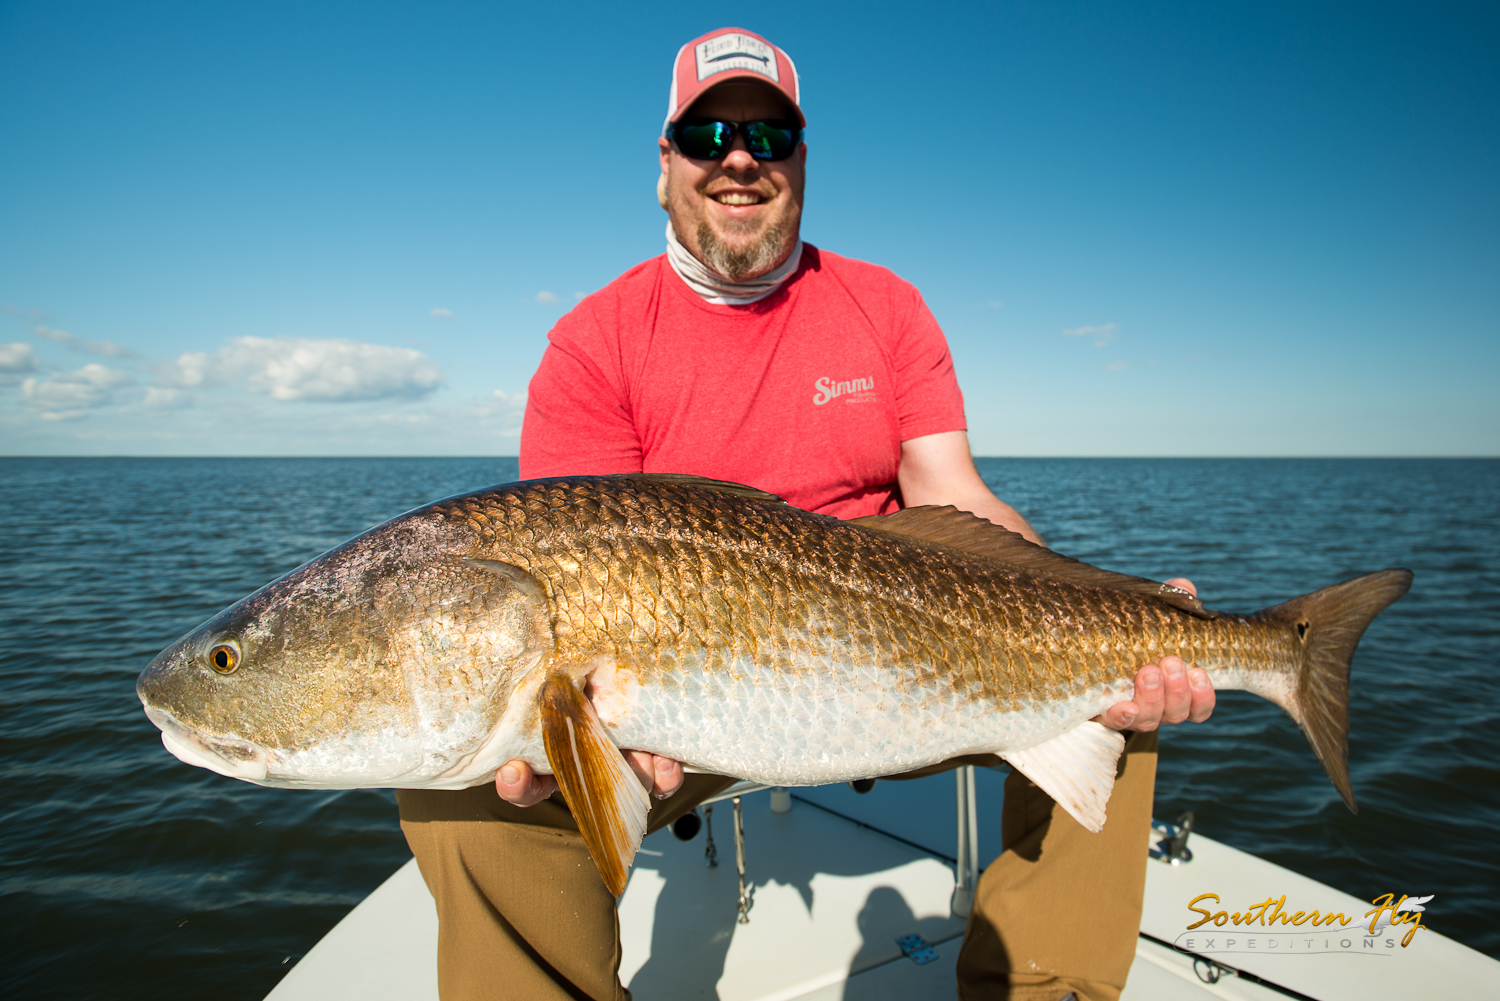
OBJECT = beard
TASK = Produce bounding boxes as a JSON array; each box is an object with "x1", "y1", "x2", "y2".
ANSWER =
[{"x1": 695, "y1": 218, "x2": 792, "y2": 282}]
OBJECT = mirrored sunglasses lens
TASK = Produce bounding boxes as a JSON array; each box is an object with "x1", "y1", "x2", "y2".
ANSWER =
[
  {"x1": 744, "y1": 122, "x2": 798, "y2": 159},
  {"x1": 676, "y1": 121, "x2": 731, "y2": 159}
]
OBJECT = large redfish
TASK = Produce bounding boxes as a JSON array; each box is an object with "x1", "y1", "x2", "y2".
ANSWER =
[{"x1": 136, "y1": 475, "x2": 1411, "y2": 894}]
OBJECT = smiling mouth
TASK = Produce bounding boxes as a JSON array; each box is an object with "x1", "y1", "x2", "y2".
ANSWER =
[{"x1": 713, "y1": 192, "x2": 764, "y2": 206}]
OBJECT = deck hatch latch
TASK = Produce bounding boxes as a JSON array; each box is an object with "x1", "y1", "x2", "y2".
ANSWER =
[{"x1": 896, "y1": 933, "x2": 939, "y2": 965}]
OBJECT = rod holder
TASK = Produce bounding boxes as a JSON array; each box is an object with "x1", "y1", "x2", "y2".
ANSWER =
[{"x1": 951, "y1": 765, "x2": 979, "y2": 917}]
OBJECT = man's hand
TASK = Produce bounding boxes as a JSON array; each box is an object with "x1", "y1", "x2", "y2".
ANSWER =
[
  {"x1": 1093, "y1": 578, "x2": 1217, "y2": 732},
  {"x1": 495, "y1": 752, "x2": 685, "y2": 807}
]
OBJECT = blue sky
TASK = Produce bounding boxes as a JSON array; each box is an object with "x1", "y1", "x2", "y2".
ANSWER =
[{"x1": 1, "y1": 1, "x2": 1495, "y2": 456}]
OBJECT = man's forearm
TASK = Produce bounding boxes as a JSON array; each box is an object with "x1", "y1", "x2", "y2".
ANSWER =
[
  {"x1": 945, "y1": 491, "x2": 1045, "y2": 546},
  {"x1": 896, "y1": 431, "x2": 1045, "y2": 545}
]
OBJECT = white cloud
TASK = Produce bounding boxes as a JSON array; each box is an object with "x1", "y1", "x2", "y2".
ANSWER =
[
  {"x1": 1062, "y1": 322, "x2": 1118, "y2": 347},
  {"x1": 1106, "y1": 360, "x2": 1131, "y2": 372},
  {"x1": 34, "y1": 325, "x2": 140, "y2": 358},
  {"x1": 572, "y1": 292, "x2": 587, "y2": 302},
  {"x1": 535, "y1": 291, "x2": 559, "y2": 304},
  {"x1": 160, "y1": 337, "x2": 444, "y2": 402},
  {"x1": 986, "y1": 300, "x2": 1003, "y2": 308},
  {"x1": 144, "y1": 387, "x2": 193, "y2": 409},
  {"x1": 430, "y1": 307, "x2": 455, "y2": 319},
  {"x1": 1, "y1": 342, "x2": 40, "y2": 385},
  {"x1": 461, "y1": 389, "x2": 526, "y2": 437},
  {"x1": 22, "y1": 363, "x2": 134, "y2": 420}
]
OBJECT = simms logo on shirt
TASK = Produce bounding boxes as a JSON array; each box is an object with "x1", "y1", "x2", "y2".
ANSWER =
[
  {"x1": 813, "y1": 375, "x2": 876, "y2": 406},
  {"x1": 695, "y1": 34, "x2": 780, "y2": 83}
]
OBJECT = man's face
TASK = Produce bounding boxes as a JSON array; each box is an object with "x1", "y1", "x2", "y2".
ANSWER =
[{"x1": 659, "y1": 81, "x2": 807, "y2": 281}]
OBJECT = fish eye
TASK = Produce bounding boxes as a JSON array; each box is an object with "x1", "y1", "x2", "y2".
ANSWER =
[{"x1": 208, "y1": 642, "x2": 240, "y2": 674}]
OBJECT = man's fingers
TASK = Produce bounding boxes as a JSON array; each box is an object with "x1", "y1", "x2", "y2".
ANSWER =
[
  {"x1": 495, "y1": 759, "x2": 558, "y2": 807},
  {"x1": 1098, "y1": 660, "x2": 1164, "y2": 732},
  {"x1": 1133, "y1": 578, "x2": 1201, "y2": 729},
  {"x1": 1093, "y1": 649, "x2": 1217, "y2": 733},
  {"x1": 589, "y1": 683, "x2": 685, "y2": 800},
  {"x1": 1093, "y1": 663, "x2": 1168, "y2": 731},
  {"x1": 1187, "y1": 667, "x2": 1217, "y2": 722},
  {"x1": 623, "y1": 751, "x2": 686, "y2": 799},
  {"x1": 624, "y1": 750, "x2": 656, "y2": 793},
  {"x1": 1129, "y1": 664, "x2": 1165, "y2": 731},
  {"x1": 1093, "y1": 700, "x2": 1141, "y2": 731},
  {"x1": 1159, "y1": 655, "x2": 1191, "y2": 725},
  {"x1": 653, "y1": 755, "x2": 685, "y2": 799}
]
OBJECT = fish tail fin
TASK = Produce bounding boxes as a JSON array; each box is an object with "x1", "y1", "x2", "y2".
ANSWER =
[
  {"x1": 1253, "y1": 568, "x2": 1413, "y2": 813},
  {"x1": 540, "y1": 672, "x2": 650, "y2": 897}
]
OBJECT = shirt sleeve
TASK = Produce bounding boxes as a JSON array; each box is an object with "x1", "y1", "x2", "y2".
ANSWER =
[
  {"x1": 889, "y1": 282, "x2": 967, "y2": 442},
  {"x1": 519, "y1": 307, "x2": 645, "y2": 479}
]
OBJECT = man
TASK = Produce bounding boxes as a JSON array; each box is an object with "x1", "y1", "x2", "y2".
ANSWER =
[{"x1": 398, "y1": 27, "x2": 1214, "y2": 1001}]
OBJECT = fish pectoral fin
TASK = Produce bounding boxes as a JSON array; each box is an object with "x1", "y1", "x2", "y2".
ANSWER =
[
  {"x1": 539, "y1": 672, "x2": 650, "y2": 897},
  {"x1": 460, "y1": 558, "x2": 551, "y2": 604},
  {"x1": 999, "y1": 722, "x2": 1126, "y2": 833}
]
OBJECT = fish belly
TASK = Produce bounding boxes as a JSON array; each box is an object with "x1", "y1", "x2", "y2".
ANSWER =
[{"x1": 602, "y1": 653, "x2": 1135, "y2": 786}]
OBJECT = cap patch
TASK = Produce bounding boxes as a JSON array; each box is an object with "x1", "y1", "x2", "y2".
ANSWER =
[{"x1": 695, "y1": 32, "x2": 780, "y2": 84}]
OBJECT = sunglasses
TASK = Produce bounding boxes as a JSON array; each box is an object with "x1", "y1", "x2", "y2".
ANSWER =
[{"x1": 666, "y1": 118, "x2": 804, "y2": 162}]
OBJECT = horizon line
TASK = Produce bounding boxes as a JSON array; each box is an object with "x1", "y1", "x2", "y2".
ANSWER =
[{"x1": 2, "y1": 454, "x2": 1496, "y2": 461}]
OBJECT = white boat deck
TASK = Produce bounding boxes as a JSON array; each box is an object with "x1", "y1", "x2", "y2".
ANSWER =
[{"x1": 267, "y1": 772, "x2": 1499, "y2": 1000}]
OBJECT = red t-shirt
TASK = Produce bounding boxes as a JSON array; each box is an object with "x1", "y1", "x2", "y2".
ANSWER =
[{"x1": 519, "y1": 244, "x2": 967, "y2": 519}]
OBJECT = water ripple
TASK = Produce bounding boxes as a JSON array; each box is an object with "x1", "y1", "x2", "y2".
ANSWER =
[{"x1": 1, "y1": 457, "x2": 1495, "y2": 999}]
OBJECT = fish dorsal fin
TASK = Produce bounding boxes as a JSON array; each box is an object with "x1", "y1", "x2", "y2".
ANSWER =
[
  {"x1": 1000, "y1": 722, "x2": 1126, "y2": 833},
  {"x1": 617, "y1": 474, "x2": 785, "y2": 505},
  {"x1": 539, "y1": 671, "x2": 650, "y2": 897},
  {"x1": 849, "y1": 506, "x2": 1214, "y2": 618}
]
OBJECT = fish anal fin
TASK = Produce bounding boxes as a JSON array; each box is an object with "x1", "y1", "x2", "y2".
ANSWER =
[
  {"x1": 851, "y1": 506, "x2": 1214, "y2": 619},
  {"x1": 999, "y1": 722, "x2": 1126, "y2": 833},
  {"x1": 539, "y1": 672, "x2": 650, "y2": 896}
]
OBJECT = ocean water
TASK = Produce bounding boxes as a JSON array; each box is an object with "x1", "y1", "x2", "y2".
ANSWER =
[{"x1": 0, "y1": 457, "x2": 1495, "y2": 999}]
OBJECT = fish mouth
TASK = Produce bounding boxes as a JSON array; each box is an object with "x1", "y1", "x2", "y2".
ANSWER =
[{"x1": 144, "y1": 707, "x2": 271, "y2": 783}]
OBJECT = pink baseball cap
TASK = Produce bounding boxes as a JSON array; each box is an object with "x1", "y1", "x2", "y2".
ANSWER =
[{"x1": 666, "y1": 27, "x2": 804, "y2": 128}]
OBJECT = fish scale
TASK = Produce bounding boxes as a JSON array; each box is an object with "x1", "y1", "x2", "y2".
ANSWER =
[
  {"x1": 457, "y1": 483, "x2": 1202, "y2": 770},
  {"x1": 509, "y1": 487, "x2": 1295, "y2": 755},
  {"x1": 138, "y1": 473, "x2": 1411, "y2": 894}
]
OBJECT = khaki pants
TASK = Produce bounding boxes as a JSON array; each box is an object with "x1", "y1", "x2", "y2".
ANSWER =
[{"x1": 398, "y1": 731, "x2": 1156, "y2": 1001}]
